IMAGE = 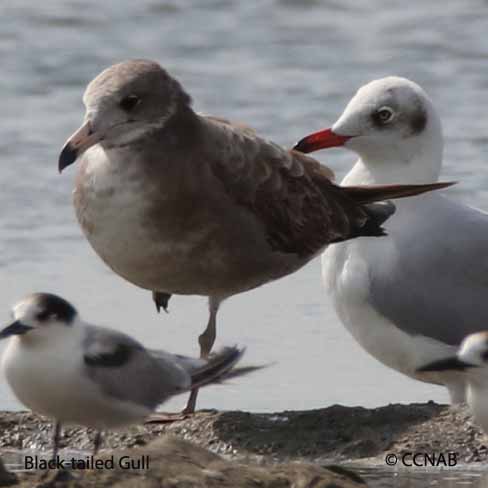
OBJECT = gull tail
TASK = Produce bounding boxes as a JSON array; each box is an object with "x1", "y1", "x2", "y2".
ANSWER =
[
  {"x1": 189, "y1": 346, "x2": 264, "y2": 389},
  {"x1": 342, "y1": 181, "x2": 455, "y2": 204}
]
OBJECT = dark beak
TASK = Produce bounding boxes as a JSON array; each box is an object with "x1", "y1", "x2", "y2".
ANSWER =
[
  {"x1": 58, "y1": 121, "x2": 102, "y2": 173},
  {"x1": 0, "y1": 320, "x2": 33, "y2": 339},
  {"x1": 417, "y1": 357, "x2": 476, "y2": 373},
  {"x1": 293, "y1": 128, "x2": 352, "y2": 154},
  {"x1": 58, "y1": 144, "x2": 79, "y2": 173}
]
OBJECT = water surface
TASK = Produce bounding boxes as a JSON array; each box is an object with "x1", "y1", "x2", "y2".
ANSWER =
[{"x1": 1, "y1": 1, "x2": 488, "y2": 485}]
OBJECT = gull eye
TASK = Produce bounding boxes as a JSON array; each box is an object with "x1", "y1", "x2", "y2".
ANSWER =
[
  {"x1": 36, "y1": 311, "x2": 50, "y2": 321},
  {"x1": 373, "y1": 106, "x2": 394, "y2": 125},
  {"x1": 119, "y1": 95, "x2": 141, "y2": 112},
  {"x1": 36, "y1": 311, "x2": 56, "y2": 322}
]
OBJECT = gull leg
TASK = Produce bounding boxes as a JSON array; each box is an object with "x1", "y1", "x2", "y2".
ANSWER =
[
  {"x1": 93, "y1": 431, "x2": 103, "y2": 455},
  {"x1": 52, "y1": 421, "x2": 62, "y2": 460},
  {"x1": 199, "y1": 296, "x2": 220, "y2": 358},
  {"x1": 183, "y1": 297, "x2": 221, "y2": 414},
  {"x1": 145, "y1": 297, "x2": 222, "y2": 422}
]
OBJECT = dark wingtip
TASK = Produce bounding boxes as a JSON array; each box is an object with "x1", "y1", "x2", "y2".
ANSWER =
[
  {"x1": 432, "y1": 181, "x2": 457, "y2": 190},
  {"x1": 342, "y1": 180, "x2": 457, "y2": 205},
  {"x1": 339, "y1": 202, "x2": 396, "y2": 241},
  {"x1": 364, "y1": 201, "x2": 396, "y2": 227},
  {"x1": 190, "y1": 345, "x2": 245, "y2": 388},
  {"x1": 358, "y1": 221, "x2": 388, "y2": 239},
  {"x1": 417, "y1": 357, "x2": 475, "y2": 373}
]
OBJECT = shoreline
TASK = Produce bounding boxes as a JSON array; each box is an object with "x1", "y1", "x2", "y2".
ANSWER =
[{"x1": 0, "y1": 402, "x2": 486, "y2": 486}]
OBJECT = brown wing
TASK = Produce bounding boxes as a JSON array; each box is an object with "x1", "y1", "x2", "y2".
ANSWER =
[
  {"x1": 201, "y1": 114, "x2": 258, "y2": 137},
  {"x1": 202, "y1": 116, "x2": 370, "y2": 257},
  {"x1": 202, "y1": 115, "x2": 452, "y2": 258}
]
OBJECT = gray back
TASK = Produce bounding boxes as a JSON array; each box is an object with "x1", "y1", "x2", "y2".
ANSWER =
[
  {"x1": 368, "y1": 196, "x2": 488, "y2": 346},
  {"x1": 83, "y1": 325, "x2": 190, "y2": 409}
]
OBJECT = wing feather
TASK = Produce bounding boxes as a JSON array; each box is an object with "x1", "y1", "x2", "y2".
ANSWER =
[
  {"x1": 83, "y1": 326, "x2": 189, "y2": 409},
  {"x1": 368, "y1": 197, "x2": 488, "y2": 346},
  {"x1": 202, "y1": 116, "x2": 370, "y2": 257}
]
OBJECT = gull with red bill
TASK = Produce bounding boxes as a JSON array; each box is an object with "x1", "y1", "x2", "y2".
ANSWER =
[
  {"x1": 294, "y1": 128, "x2": 351, "y2": 154},
  {"x1": 58, "y1": 61, "x2": 450, "y2": 414},
  {"x1": 294, "y1": 76, "x2": 488, "y2": 403}
]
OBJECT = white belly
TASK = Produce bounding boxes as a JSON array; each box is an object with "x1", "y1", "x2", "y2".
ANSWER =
[
  {"x1": 75, "y1": 146, "x2": 213, "y2": 293},
  {"x1": 74, "y1": 145, "x2": 291, "y2": 296},
  {"x1": 322, "y1": 239, "x2": 457, "y2": 380},
  {"x1": 1, "y1": 337, "x2": 149, "y2": 429}
]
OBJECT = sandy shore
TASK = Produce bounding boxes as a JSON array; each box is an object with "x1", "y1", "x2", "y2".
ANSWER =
[{"x1": 0, "y1": 402, "x2": 486, "y2": 486}]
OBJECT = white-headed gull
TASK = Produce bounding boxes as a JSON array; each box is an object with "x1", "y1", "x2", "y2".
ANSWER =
[{"x1": 294, "y1": 76, "x2": 487, "y2": 403}]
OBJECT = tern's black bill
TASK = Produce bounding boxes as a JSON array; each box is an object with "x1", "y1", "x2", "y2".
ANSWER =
[
  {"x1": 0, "y1": 320, "x2": 33, "y2": 339},
  {"x1": 417, "y1": 357, "x2": 476, "y2": 373},
  {"x1": 58, "y1": 143, "x2": 79, "y2": 173}
]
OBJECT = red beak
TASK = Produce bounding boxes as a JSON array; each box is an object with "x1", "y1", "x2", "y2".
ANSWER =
[{"x1": 293, "y1": 128, "x2": 352, "y2": 154}]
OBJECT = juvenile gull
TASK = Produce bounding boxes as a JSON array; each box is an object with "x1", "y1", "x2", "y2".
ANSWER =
[
  {"x1": 58, "y1": 60, "x2": 450, "y2": 412},
  {"x1": 294, "y1": 76, "x2": 486, "y2": 402},
  {"x1": 419, "y1": 332, "x2": 488, "y2": 433},
  {"x1": 0, "y1": 293, "x2": 254, "y2": 457}
]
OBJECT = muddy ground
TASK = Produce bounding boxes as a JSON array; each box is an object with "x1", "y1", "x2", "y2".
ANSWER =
[{"x1": 0, "y1": 402, "x2": 486, "y2": 487}]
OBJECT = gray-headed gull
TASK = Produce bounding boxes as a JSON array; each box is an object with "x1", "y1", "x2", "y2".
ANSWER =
[{"x1": 294, "y1": 76, "x2": 486, "y2": 403}]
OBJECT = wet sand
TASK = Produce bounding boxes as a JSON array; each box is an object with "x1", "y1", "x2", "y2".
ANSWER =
[{"x1": 0, "y1": 402, "x2": 486, "y2": 487}]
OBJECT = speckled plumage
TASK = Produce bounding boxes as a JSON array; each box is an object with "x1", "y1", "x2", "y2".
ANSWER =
[
  {"x1": 60, "y1": 61, "x2": 447, "y2": 411},
  {"x1": 67, "y1": 61, "x2": 441, "y2": 299}
]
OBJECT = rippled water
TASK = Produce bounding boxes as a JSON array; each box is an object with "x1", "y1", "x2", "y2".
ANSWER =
[{"x1": 1, "y1": 1, "x2": 488, "y2": 486}]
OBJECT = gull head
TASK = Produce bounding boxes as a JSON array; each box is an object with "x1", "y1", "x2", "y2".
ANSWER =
[
  {"x1": 458, "y1": 332, "x2": 488, "y2": 369},
  {"x1": 417, "y1": 332, "x2": 488, "y2": 375},
  {"x1": 58, "y1": 59, "x2": 192, "y2": 172},
  {"x1": 294, "y1": 77, "x2": 443, "y2": 182},
  {"x1": 0, "y1": 293, "x2": 78, "y2": 343}
]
